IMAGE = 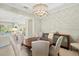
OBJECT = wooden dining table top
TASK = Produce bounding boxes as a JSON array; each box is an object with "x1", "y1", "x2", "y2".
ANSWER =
[{"x1": 22, "y1": 37, "x2": 53, "y2": 49}]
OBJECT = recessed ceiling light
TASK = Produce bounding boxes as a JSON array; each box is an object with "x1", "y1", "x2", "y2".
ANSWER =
[{"x1": 24, "y1": 6, "x2": 28, "y2": 9}]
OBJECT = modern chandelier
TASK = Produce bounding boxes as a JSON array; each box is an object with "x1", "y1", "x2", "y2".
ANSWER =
[{"x1": 33, "y1": 4, "x2": 48, "y2": 17}]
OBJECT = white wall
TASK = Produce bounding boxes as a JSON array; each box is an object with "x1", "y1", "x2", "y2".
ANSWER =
[
  {"x1": 32, "y1": 16, "x2": 44, "y2": 37},
  {"x1": 41, "y1": 4, "x2": 79, "y2": 40}
]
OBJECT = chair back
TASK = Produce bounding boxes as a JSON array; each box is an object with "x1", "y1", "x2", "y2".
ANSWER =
[
  {"x1": 10, "y1": 35, "x2": 22, "y2": 56},
  {"x1": 32, "y1": 40, "x2": 49, "y2": 56},
  {"x1": 54, "y1": 36, "x2": 64, "y2": 53}
]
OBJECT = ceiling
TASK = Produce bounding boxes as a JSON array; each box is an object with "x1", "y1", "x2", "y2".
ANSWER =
[
  {"x1": 0, "y1": 3, "x2": 65, "y2": 16},
  {"x1": 7, "y1": 3, "x2": 65, "y2": 11}
]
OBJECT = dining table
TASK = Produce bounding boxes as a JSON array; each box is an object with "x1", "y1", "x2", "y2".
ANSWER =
[{"x1": 22, "y1": 37, "x2": 53, "y2": 49}]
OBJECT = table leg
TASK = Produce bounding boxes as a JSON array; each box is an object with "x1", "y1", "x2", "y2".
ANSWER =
[
  {"x1": 77, "y1": 50, "x2": 79, "y2": 55},
  {"x1": 70, "y1": 46, "x2": 72, "y2": 51}
]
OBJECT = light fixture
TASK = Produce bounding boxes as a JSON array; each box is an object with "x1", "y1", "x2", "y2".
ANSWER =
[{"x1": 33, "y1": 3, "x2": 48, "y2": 17}]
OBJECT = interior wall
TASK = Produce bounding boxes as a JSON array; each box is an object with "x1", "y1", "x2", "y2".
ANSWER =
[
  {"x1": 32, "y1": 16, "x2": 42, "y2": 37},
  {"x1": 41, "y1": 4, "x2": 79, "y2": 41}
]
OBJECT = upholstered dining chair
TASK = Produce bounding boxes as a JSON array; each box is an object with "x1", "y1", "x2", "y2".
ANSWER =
[
  {"x1": 10, "y1": 35, "x2": 23, "y2": 56},
  {"x1": 10, "y1": 34, "x2": 31, "y2": 56},
  {"x1": 0, "y1": 36, "x2": 15, "y2": 56},
  {"x1": 31, "y1": 40, "x2": 50, "y2": 56},
  {"x1": 49, "y1": 36, "x2": 64, "y2": 56}
]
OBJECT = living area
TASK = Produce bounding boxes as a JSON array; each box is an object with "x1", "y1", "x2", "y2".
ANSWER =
[{"x1": 0, "y1": 3, "x2": 79, "y2": 56}]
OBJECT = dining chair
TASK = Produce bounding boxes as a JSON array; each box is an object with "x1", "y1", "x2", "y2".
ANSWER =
[
  {"x1": 10, "y1": 34, "x2": 23, "y2": 56},
  {"x1": 31, "y1": 40, "x2": 50, "y2": 56},
  {"x1": 49, "y1": 36, "x2": 64, "y2": 56}
]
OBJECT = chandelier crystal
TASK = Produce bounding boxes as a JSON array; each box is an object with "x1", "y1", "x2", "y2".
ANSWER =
[{"x1": 33, "y1": 4, "x2": 48, "y2": 17}]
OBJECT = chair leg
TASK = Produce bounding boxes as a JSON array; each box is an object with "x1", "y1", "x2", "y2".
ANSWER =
[
  {"x1": 70, "y1": 46, "x2": 72, "y2": 51},
  {"x1": 58, "y1": 53, "x2": 60, "y2": 56}
]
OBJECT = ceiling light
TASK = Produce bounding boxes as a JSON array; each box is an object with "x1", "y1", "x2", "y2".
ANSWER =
[{"x1": 33, "y1": 4, "x2": 48, "y2": 17}]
